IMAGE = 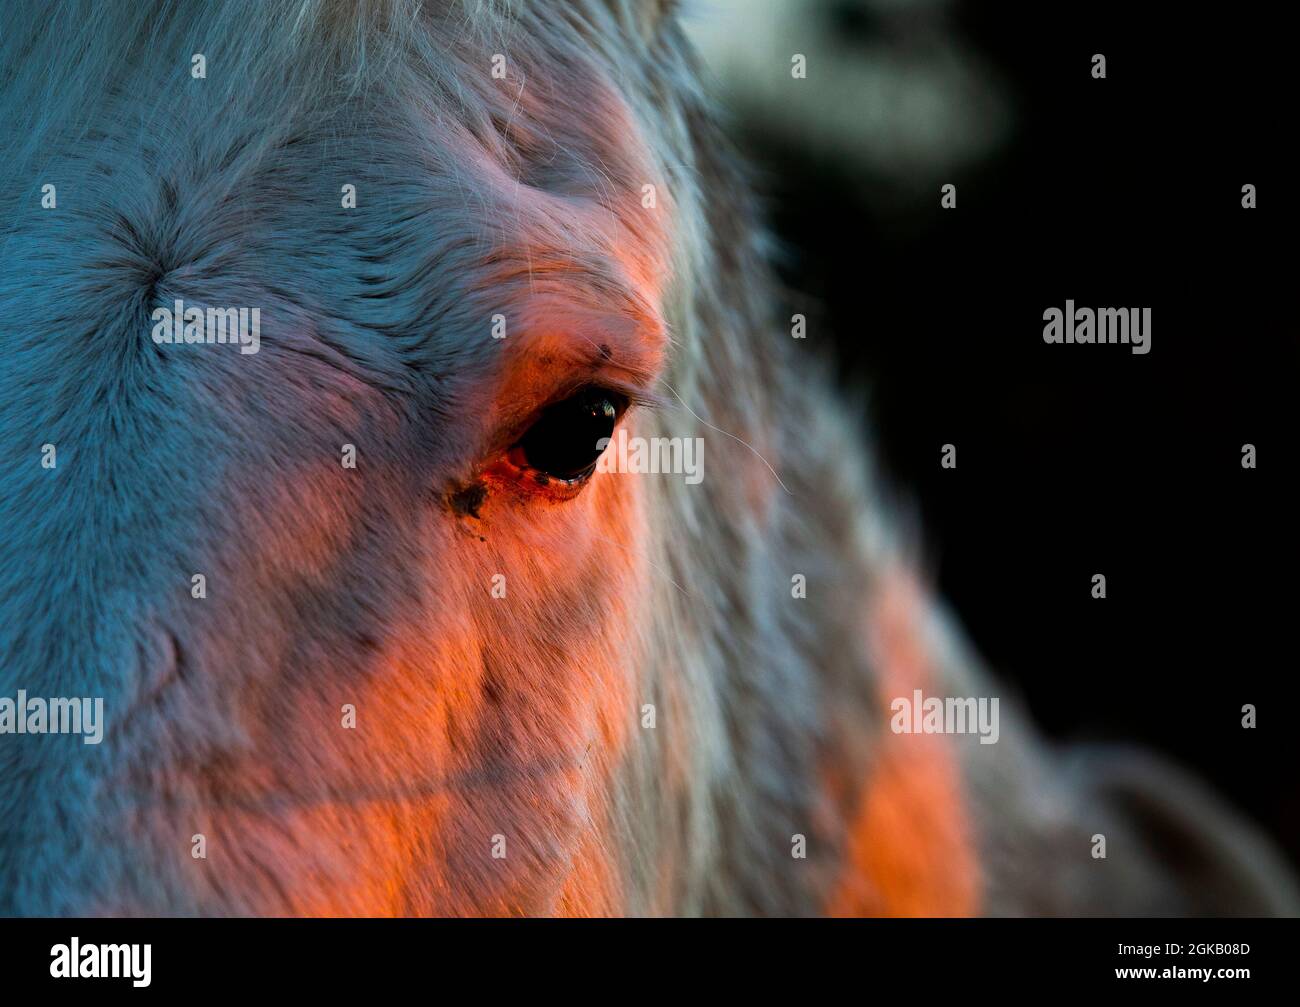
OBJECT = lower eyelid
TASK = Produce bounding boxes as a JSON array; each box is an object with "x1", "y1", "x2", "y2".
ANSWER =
[{"x1": 485, "y1": 453, "x2": 593, "y2": 503}]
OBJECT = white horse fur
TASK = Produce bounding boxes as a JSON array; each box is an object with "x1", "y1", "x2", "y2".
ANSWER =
[{"x1": 0, "y1": 0, "x2": 1294, "y2": 916}]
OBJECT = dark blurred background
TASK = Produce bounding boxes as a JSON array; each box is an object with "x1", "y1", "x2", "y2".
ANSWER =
[{"x1": 688, "y1": 0, "x2": 1297, "y2": 866}]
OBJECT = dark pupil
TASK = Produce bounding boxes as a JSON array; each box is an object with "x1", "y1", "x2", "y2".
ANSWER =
[{"x1": 518, "y1": 389, "x2": 618, "y2": 480}]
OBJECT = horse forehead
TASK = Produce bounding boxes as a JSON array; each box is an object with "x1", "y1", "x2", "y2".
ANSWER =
[
  {"x1": 421, "y1": 81, "x2": 673, "y2": 300},
  {"x1": 309, "y1": 89, "x2": 674, "y2": 375}
]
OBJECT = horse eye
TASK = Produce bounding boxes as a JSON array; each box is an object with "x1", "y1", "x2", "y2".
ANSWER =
[{"x1": 513, "y1": 387, "x2": 624, "y2": 482}]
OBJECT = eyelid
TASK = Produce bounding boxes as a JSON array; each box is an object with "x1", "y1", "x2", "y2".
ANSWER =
[{"x1": 591, "y1": 377, "x2": 665, "y2": 414}]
